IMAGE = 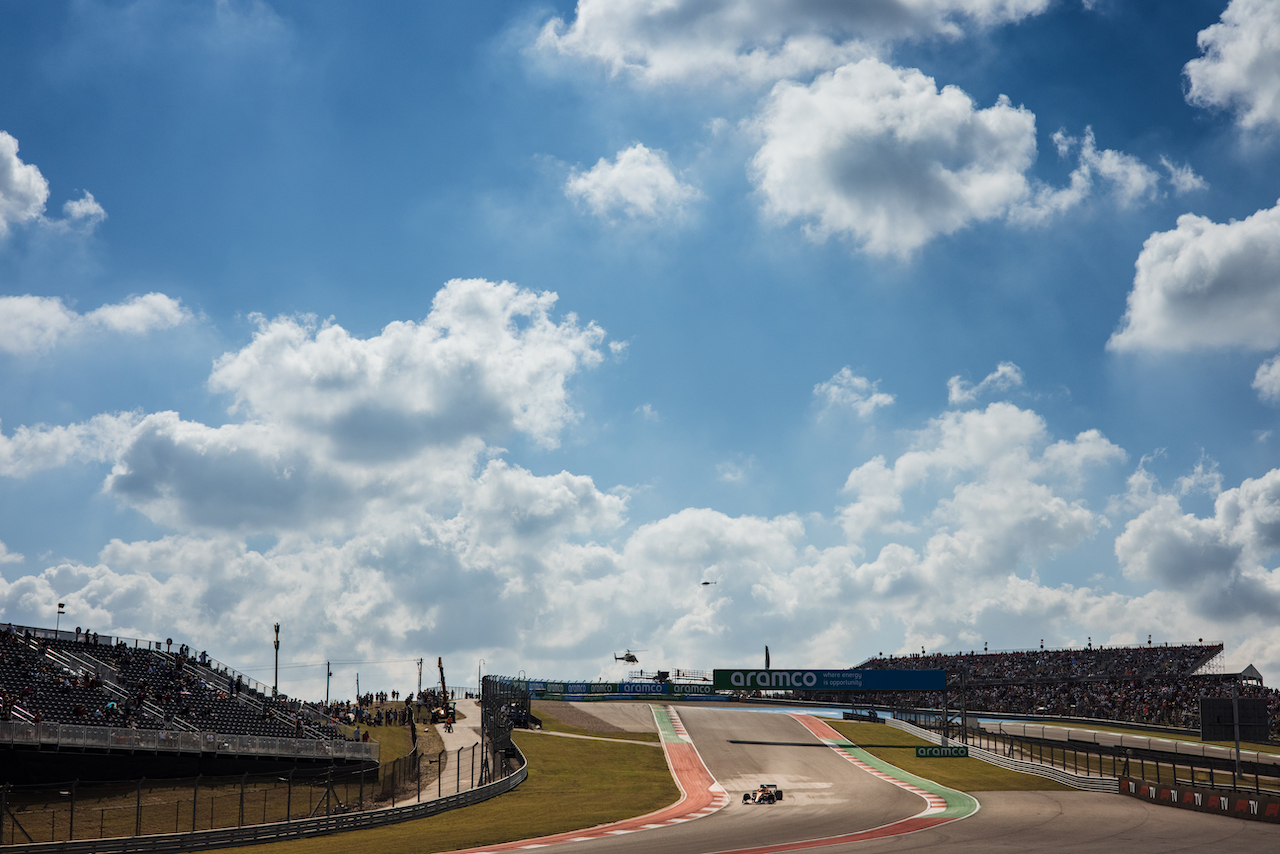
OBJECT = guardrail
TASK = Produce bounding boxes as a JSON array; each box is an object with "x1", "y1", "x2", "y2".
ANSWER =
[
  {"x1": 0, "y1": 745, "x2": 526, "y2": 853},
  {"x1": 885, "y1": 717, "x2": 1119, "y2": 793},
  {"x1": 0, "y1": 721, "x2": 378, "y2": 763},
  {"x1": 987, "y1": 721, "x2": 1280, "y2": 773}
]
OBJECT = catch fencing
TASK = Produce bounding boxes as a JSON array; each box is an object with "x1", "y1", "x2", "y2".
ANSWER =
[
  {"x1": 1, "y1": 739, "x2": 508, "y2": 850},
  {"x1": 0, "y1": 721, "x2": 377, "y2": 763},
  {"x1": 886, "y1": 717, "x2": 1118, "y2": 792},
  {"x1": 0, "y1": 742, "x2": 523, "y2": 854},
  {"x1": 890, "y1": 716, "x2": 1280, "y2": 797}
]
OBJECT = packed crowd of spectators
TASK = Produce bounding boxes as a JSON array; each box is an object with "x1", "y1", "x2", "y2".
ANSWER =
[
  {"x1": 802, "y1": 642, "x2": 1280, "y2": 738},
  {"x1": 857, "y1": 643, "x2": 1221, "y2": 682}
]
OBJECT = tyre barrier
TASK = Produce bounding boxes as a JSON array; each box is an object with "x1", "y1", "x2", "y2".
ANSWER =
[{"x1": 0, "y1": 745, "x2": 527, "y2": 854}]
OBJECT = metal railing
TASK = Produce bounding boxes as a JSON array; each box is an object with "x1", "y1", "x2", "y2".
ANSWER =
[
  {"x1": 885, "y1": 717, "x2": 1119, "y2": 793},
  {"x1": 0, "y1": 721, "x2": 377, "y2": 763}
]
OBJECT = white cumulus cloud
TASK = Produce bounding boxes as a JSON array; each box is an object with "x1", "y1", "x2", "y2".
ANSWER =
[
  {"x1": 96, "y1": 279, "x2": 610, "y2": 534},
  {"x1": 0, "y1": 131, "x2": 106, "y2": 238},
  {"x1": 1012, "y1": 128, "x2": 1159, "y2": 223},
  {"x1": 1160, "y1": 157, "x2": 1208, "y2": 195},
  {"x1": 750, "y1": 59, "x2": 1037, "y2": 256},
  {"x1": 565, "y1": 143, "x2": 701, "y2": 222},
  {"x1": 0, "y1": 131, "x2": 49, "y2": 237},
  {"x1": 209, "y1": 279, "x2": 603, "y2": 450},
  {"x1": 948, "y1": 361, "x2": 1024, "y2": 404},
  {"x1": 1109, "y1": 199, "x2": 1280, "y2": 352},
  {"x1": 814, "y1": 367, "x2": 894, "y2": 417},
  {"x1": 1255, "y1": 355, "x2": 1280, "y2": 402},
  {"x1": 0, "y1": 412, "x2": 141, "y2": 478},
  {"x1": 1184, "y1": 0, "x2": 1280, "y2": 130},
  {"x1": 537, "y1": 0, "x2": 1051, "y2": 88},
  {"x1": 1116, "y1": 467, "x2": 1280, "y2": 619},
  {"x1": 17, "y1": 281, "x2": 1280, "y2": 687},
  {"x1": 0, "y1": 293, "x2": 191, "y2": 355}
]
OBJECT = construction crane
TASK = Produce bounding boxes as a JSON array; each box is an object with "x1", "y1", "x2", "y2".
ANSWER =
[{"x1": 432, "y1": 656, "x2": 454, "y2": 725}]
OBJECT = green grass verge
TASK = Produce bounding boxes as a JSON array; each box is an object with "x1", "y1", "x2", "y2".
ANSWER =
[
  {"x1": 534, "y1": 707, "x2": 660, "y2": 743},
  {"x1": 829, "y1": 721, "x2": 1072, "y2": 793},
  {"x1": 210, "y1": 730, "x2": 679, "y2": 854},
  {"x1": 335, "y1": 722, "x2": 416, "y2": 761}
]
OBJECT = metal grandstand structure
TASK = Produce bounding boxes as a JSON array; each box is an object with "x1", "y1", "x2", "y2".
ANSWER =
[{"x1": 1, "y1": 623, "x2": 377, "y2": 782}]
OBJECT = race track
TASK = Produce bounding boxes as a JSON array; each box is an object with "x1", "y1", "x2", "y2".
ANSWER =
[{"x1": 466, "y1": 706, "x2": 1280, "y2": 854}]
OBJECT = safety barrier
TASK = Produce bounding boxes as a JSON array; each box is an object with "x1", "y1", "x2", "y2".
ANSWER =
[
  {"x1": 1119, "y1": 776, "x2": 1280, "y2": 824},
  {"x1": 0, "y1": 721, "x2": 378, "y2": 763},
  {"x1": 0, "y1": 744, "x2": 525, "y2": 853},
  {"x1": 514, "y1": 679, "x2": 728, "y2": 702},
  {"x1": 885, "y1": 717, "x2": 1119, "y2": 793},
  {"x1": 988, "y1": 721, "x2": 1280, "y2": 774}
]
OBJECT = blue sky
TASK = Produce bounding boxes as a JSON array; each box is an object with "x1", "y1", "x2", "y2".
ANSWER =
[{"x1": 2, "y1": 0, "x2": 1280, "y2": 698}]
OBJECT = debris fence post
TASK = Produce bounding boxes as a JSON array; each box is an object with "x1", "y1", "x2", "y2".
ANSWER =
[{"x1": 135, "y1": 777, "x2": 144, "y2": 837}]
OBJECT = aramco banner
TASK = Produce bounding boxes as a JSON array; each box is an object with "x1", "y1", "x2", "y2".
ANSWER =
[{"x1": 711, "y1": 669, "x2": 946, "y2": 691}]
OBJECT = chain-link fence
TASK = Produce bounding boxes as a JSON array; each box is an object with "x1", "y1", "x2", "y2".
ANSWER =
[
  {"x1": 0, "y1": 739, "x2": 507, "y2": 845},
  {"x1": 479, "y1": 676, "x2": 530, "y2": 786},
  {"x1": 1, "y1": 767, "x2": 367, "y2": 845}
]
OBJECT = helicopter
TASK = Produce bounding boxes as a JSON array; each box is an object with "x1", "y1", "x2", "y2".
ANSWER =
[{"x1": 613, "y1": 649, "x2": 645, "y2": 664}]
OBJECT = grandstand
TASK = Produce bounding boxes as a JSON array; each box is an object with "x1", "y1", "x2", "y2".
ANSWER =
[
  {"x1": 0, "y1": 624, "x2": 375, "y2": 784},
  {"x1": 827, "y1": 642, "x2": 1280, "y2": 739}
]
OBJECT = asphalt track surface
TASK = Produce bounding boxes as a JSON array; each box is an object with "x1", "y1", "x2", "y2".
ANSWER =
[{"x1": 459, "y1": 706, "x2": 1279, "y2": 853}]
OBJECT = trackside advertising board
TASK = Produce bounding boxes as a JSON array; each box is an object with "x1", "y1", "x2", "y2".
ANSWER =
[
  {"x1": 516, "y1": 680, "x2": 725, "y2": 700},
  {"x1": 1121, "y1": 777, "x2": 1280, "y2": 824},
  {"x1": 916, "y1": 746, "x2": 968, "y2": 757},
  {"x1": 711, "y1": 669, "x2": 946, "y2": 691}
]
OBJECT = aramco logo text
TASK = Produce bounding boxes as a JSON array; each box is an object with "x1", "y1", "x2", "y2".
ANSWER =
[{"x1": 729, "y1": 671, "x2": 819, "y2": 688}]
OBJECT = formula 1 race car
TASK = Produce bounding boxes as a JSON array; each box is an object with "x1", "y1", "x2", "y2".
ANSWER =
[{"x1": 742, "y1": 783, "x2": 784, "y2": 804}]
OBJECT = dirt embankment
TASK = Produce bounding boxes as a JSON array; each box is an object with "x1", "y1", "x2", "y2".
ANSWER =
[{"x1": 533, "y1": 700, "x2": 626, "y2": 732}]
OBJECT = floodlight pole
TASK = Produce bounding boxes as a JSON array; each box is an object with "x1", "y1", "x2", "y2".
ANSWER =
[
  {"x1": 55, "y1": 603, "x2": 65, "y2": 635},
  {"x1": 1232, "y1": 676, "x2": 1242, "y2": 786},
  {"x1": 273, "y1": 623, "x2": 280, "y2": 698},
  {"x1": 325, "y1": 662, "x2": 332, "y2": 706}
]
